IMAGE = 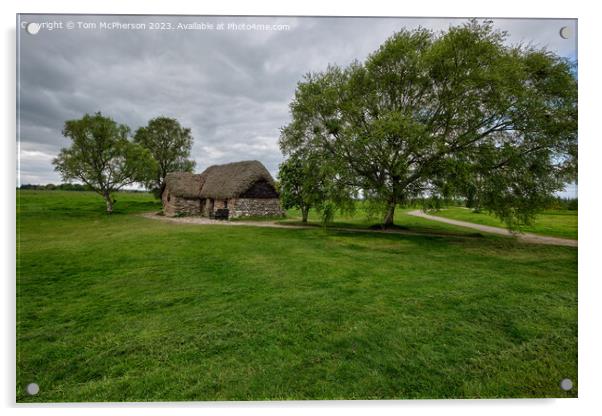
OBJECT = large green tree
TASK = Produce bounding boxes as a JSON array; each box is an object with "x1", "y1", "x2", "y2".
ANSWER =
[
  {"x1": 53, "y1": 112, "x2": 156, "y2": 213},
  {"x1": 280, "y1": 20, "x2": 577, "y2": 227},
  {"x1": 133, "y1": 116, "x2": 195, "y2": 198}
]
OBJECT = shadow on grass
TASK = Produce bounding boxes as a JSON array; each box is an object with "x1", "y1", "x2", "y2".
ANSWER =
[{"x1": 276, "y1": 219, "x2": 486, "y2": 240}]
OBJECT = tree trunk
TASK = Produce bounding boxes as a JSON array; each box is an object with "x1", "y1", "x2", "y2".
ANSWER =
[
  {"x1": 104, "y1": 193, "x2": 113, "y2": 214},
  {"x1": 383, "y1": 200, "x2": 396, "y2": 226},
  {"x1": 301, "y1": 206, "x2": 309, "y2": 223}
]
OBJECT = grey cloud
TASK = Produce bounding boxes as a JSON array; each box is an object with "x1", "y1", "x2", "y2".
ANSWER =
[{"x1": 17, "y1": 15, "x2": 577, "y2": 184}]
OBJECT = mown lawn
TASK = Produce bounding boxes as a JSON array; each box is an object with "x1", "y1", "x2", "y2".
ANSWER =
[
  {"x1": 431, "y1": 207, "x2": 578, "y2": 240},
  {"x1": 17, "y1": 190, "x2": 577, "y2": 401}
]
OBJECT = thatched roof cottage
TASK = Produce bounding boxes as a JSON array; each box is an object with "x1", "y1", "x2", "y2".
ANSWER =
[{"x1": 162, "y1": 160, "x2": 283, "y2": 219}]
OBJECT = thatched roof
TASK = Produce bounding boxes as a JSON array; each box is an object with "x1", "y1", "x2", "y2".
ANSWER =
[
  {"x1": 164, "y1": 172, "x2": 204, "y2": 198},
  {"x1": 199, "y1": 160, "x2": 276, "y2": 199}
]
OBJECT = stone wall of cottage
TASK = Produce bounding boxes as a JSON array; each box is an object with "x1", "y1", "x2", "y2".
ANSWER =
[
  {"x1": 162, "y1": 192, "x2": 201, "y2": 217},
  {"x1": 229, "y1": 198, "x2": 284, "y2": 218},
  {"x1": 162, "y1": 192, "x2": 283, "y2": 219}
]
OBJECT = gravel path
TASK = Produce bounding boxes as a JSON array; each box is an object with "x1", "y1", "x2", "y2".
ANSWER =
[
  {"x1": 141, "y1": 213, "x2": 308, "y2": 229},
  {"x1": 141, "y1": 212, "x2": 577, "y2": 247},
  {"x1": 407, "y1": 210, "x2": 577, "y2": 247}
]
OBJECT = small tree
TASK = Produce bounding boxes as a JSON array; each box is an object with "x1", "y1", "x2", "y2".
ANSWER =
[
  {"x1": 133, "y1": 116, "x2": 195, "y2": 198},
  {"x1": 53, "y1": 112, "x2": 156, "y2": 213},
  {"x1": 278, "y1": 151, "x2": 354, "y2": 224},
  {"x1": 279, "y1": 86, "x2": 358, "y2": 224},
  {"x1": 278, "y1": 154, "x2": 321, "y2": 223}
]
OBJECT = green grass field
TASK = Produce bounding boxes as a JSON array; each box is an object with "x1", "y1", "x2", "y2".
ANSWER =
[
  {"x1": 431, "y1": 207, "x2": 578, "y2": 240},
  {"x1": 16, "y1": 190, "x2": 577, "y2": 401}
]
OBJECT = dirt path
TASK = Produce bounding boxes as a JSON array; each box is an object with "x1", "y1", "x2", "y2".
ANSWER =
[
  {"x1": 407, "y1": 210, "x2": 577, "y2": 247},
  {"x1": 141, "y1": 213, "x2": 308, "y2": 229},
  {"x1": 141, "y1": 212, "x2": 576, "y2": 247}
]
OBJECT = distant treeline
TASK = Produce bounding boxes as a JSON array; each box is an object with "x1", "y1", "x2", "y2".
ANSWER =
[
  {"x1": 19, "y1": 183, "x2": 92, "y2": 191},
  {"x1": 18, "y1": 184, "x2": 147, "y2": 193},
  {"x1": 547, "y1": 197, "x2": 578, "y2": 211}
]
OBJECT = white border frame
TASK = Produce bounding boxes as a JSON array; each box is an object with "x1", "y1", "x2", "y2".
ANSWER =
[{"x1": 4, "y1": 1, "x2": 600, "y2": 415}]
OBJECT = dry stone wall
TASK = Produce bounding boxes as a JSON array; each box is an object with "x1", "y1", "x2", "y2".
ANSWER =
[
  {"x1": 230, "y1": 198, "x2": 283, "y2": 218},
  {"x1": 163, "y1": 195, "x2": 201, "y2": 217}
]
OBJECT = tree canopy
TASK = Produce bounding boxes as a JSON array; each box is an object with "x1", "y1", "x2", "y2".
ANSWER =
[
  {"x1": 279, "y1": 20, "x2": 577, "y2": 227},
  {"x1": 133, "y1": 116, "x2": 196, "y2": 198},
  {"x1": 53, "y1": 112, "x2": 156, "y2": 213}
]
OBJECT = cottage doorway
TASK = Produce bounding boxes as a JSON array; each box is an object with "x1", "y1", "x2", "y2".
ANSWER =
[{"x1": 208, "y1": 199, "x2": 214, "y2": 217}]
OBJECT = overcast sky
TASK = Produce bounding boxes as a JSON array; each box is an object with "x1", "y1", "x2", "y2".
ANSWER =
[{"x1": 17, "y1": 15, "x2": 577, "y2": 196}]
